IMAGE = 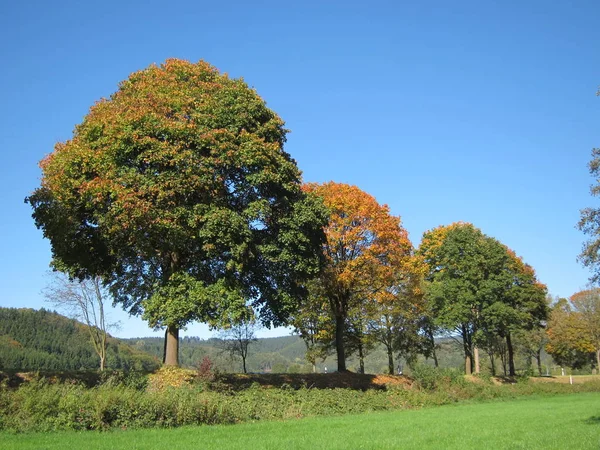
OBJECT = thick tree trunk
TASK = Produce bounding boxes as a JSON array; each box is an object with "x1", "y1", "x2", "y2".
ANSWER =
[
  {"x1": 312, "y1": 363, "x2": 316, "y2": 373},
  {"x1": 99, "y1": 355, "x2": 105, "y2": 372},
  {"x1": 506, "y1": 333, "x2": 515, "y2": 377},
  {"x1": 465, "y1": 354, "x2": 472, "y2": 375},
  {"x1": 596, "y1": 349, "x2": 600, "y2": 372},
  {"x1": 164, "y1": 325, "x2": 180, "y2": 366},
  {"x1": 474, "y1": 347, "x2": 480, "y2": 374},
  {"x1": 432, "y1": 347, "x2": 439, "y2": 368},
  {"x1": 536, "y1": 350, "x2": 542, "y2": 377},
  {"x1": 242, "y1": 356, "x2": 247, "y2": 374},
  {"x1": 335, "y1": 314, "x2": 346, "y2": 372}
]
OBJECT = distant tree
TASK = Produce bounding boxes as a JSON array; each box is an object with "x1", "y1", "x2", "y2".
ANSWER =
[
  {"x1": 303, "y1": 182, "x2": 415, "y2": 372},
  {"x1": 514, "y1": 326, "x2": 549, "y2": 377},
  {"x1": 43, "y1": 272, "x2": 116, "y2": 371},
  {"x1": 368, "y1": 279, "x2": 426, "y2": 374},
  {"x1": 290, "y1": 279, "x2": 332, "y2": 373},
  {"x1": 26, "y1": 59, "x2": 328, "y2": 367},
  {"x1": 218, "y1": 317, "x2": 259, "y2": 373},
  {"x1": 578, "y1": 89, "x2": 600, "y2": 283},
  {"x1": 569, "y1": 289, "x2": 600, "y2": 369},
  {"x1": 345, "y1": 305, "x2": 377, "y2": 374},
  {"x1": 546, "y1": 298, "x2": 596, "y2": 370}
]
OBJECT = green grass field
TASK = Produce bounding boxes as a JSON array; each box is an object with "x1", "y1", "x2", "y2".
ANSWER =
[{"x1": 3, "y1": 392, "x2": 599, "y2": 450}]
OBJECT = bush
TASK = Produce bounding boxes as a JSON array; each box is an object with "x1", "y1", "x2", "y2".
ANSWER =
[
  {"x1": 410, "y1": 363, "x2": 464, "y2": 390},
  {"x1": 1, "y1": 373, "x2": 599, "y2": 432}
]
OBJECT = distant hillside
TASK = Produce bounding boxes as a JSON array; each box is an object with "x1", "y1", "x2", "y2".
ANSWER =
[
  {"x1": 122, "y1": 334, "x2": 466, "y2": 374},
  {"x1": 0, "y1": 307, "x2": 479, "y2": 374},
  {"x1": 0, "y1": 308, "x2": 160, "y2": 371}
]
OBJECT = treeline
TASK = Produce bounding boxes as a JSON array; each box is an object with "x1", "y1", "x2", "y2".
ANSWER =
[
  {"x1": 292, "y1": 218, "x2": 551, "y2": 377},
  {"x1": 124, "y1": 336, "x2": 307, "y2": 373},
  {"x1": 0, "y1": 308, "x2": 160, "y2": 371},
  {"x1": 23, "y1": 59, "x2": 599, "y2": 377}
]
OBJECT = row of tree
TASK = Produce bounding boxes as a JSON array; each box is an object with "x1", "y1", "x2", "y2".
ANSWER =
[
  {"x1": 25, "y1": 59, "x2": 597, "y2": 375},
  {"x1": 290, "y1": 187, "x2": 549, "y2": 375}
]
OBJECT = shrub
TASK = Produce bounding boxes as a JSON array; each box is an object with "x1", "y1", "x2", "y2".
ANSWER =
[
  {"x1": 410, "y1": 363, "x2": 464, "y2": 390},
  {"x1": 196, "y1": 356, "x2": 215, "y2": 382}
]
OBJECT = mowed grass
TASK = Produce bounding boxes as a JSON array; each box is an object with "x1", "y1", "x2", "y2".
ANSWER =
[{"x1": 3, "y1": 392, "x2": 600, "y2": 450}]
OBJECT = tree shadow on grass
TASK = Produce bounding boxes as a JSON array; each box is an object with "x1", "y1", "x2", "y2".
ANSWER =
[
  {"x1": 215, "y1": 372, "x2": 411, "y2": 391},
  {"x1": 584, "y1": 416, "x2": 600, "y2": 425}
]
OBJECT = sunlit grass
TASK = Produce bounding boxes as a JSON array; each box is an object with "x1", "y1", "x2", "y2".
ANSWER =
[{"x1": 3, "y1": 392, "x2": 600, "y2": 449}]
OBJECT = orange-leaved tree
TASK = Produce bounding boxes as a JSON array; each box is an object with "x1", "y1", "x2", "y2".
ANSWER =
[
  {"x1": 303, "y1": 182, "x2": 415, "y2": 372},
  {"x1": 546, "y1": 297, "x2": 596, "y2": 370},
  {"x1": 569, "y1": 289, "x2": 600, "y2": 369}
]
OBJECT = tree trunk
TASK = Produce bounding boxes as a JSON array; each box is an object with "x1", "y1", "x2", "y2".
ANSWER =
[
  {"x1": 506, "y1": 333, "x2": 515, "y2": 377},
  {"x1": 99, "y1": 355, "x2": 105, "y2": 372},
  {"x1": 357, "y1": 341, "x2": 365, "y2": 374},
  {"x1": 489, "y1": 352, "x2": 496, "y2": 376},
  {"x1": 162, "y1": 328, "x2": 167, "y2": 364},
  {"x1": 474, "y1": 346, "x2": 480, "y2": 374},
  {"x1": 386, "y1": 344, "x2": 394, "y2": 375},
  {"x1": 312, "y1": 363, "x2": 316, "y2": 373},
  {"x1": 465, "y1": 353, "x2": 472, "y2": 375},
  {"x1": 432, "y1": 347, "x2": 439, "y2": 368},
  {"x1": 536, "y1": 350, "x2": 542, "y2": 377},
  {"x1": 335, "y1": 314, "x2": 346, "y2": 372},
  {"x1": 462, "y1": 325, "x2": 472, "y2": 375},
  {"x1": 242, "y1": 356, "x2": 247, "y2": 374},
  {"x1": 596, "y1": 349, "x2": 600, "y2": 372},
  {"x1": 164, "y1": 325, "x2": 180, "y2": 366}
]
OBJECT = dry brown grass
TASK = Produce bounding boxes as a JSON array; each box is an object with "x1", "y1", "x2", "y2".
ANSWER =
[{"x1": 529, "y1": 375, "x2": 600, "y2": 384}]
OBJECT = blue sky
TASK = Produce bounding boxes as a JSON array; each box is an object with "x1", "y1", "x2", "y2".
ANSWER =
[{"x1": 1, "y1": 0, "x2": 598, "y2": 339}]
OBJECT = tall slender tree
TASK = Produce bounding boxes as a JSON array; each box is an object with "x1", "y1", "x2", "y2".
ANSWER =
[
  {"x1": 303, "y1": 182, "x2": 414, "y2": 372},
  {"x1": 43, "y1": 272, "x2": 116, "y2": 371}
]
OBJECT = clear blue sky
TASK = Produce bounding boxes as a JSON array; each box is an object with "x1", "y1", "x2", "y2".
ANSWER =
[{"x1": 1, "y1": 0, "x2": 598, "y2": 339}]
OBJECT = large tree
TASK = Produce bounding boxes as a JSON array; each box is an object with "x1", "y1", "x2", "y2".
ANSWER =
[
  {"x1": 419, "y1": 222, "x2": 547, "y2": 375},
  {"x1": 303, "y1": 182, "x2": 414, "y2": 372},
  {"x1": 480, "y1": 248, "x2": 548, "y2": 376},
  {"x1": 419, "y1": 223, "x2": 496, "y2": 375},
  {"x1": 27, "y1": 59, "x2": 327, "y2": 366}
]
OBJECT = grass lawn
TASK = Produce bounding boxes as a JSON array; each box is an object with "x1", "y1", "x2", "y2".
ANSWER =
[{"x1": 3, "y1": 392, "x2": 600, "y2": 449}]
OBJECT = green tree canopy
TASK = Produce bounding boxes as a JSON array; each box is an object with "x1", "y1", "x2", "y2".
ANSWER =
[
  {"x1": 418, "y1": 222, "x2": 547, "y2": 375},
  {"x1": 27, "y1": 59, "x2": 327, "y2": 366}
]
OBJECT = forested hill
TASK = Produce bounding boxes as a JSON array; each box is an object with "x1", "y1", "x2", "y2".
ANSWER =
[
  {"x1": 0, "y1": 308, "x2": 160, "y2": 371},
  {"x1": 123, "y1": 334, "x2": 466, "y2": 374},
  {"x1": 0, "y1": 307, "x2": 467, "y2": 374},
  {"x1": 124, "y1": 335, "x2": 311, "y2": 373}
]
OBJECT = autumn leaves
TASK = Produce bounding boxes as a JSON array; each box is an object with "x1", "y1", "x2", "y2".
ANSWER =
[{"x1": 28, "y1": 59, "x2": 549, "y2": 371}]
